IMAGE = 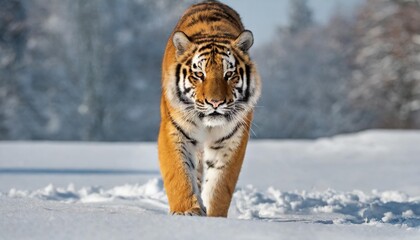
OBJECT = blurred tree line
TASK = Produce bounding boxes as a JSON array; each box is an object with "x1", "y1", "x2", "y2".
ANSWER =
[
  {"x1": 254, "y1": 0, "x2": 420, "y2": 138},
  {"x1": 0, "y1": 0, "x2": 419, "y2": 141}
]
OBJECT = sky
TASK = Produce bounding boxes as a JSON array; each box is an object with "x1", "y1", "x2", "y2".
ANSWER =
[{"x1": 220, "y1": 0, "x2": 365, "y2": 46}]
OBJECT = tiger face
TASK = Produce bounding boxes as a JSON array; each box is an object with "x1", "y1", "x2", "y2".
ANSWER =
[{"x1": 169, "y1": 31, "x2": 259, "y2": 127}]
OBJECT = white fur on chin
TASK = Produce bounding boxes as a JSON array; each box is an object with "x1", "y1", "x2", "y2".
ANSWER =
[{"x1": 202, "y1": 116, "x2": 227, "y2": 127}]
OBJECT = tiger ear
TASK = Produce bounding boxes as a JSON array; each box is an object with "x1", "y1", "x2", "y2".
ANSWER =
[
  {"x1": 173, "y1": 31, "x2": 192, "y2": 56},
  {"x1": 234, "y1": 30, "x2": 254, "y2": 52}
]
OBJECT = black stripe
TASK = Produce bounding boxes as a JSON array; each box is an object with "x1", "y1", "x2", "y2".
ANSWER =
[
  {"x1": 186, "y1": 118, "x2": 197, "y2": 127},
  {"x1": 225, "y1": 112, "x2": 234, "y2": 122},
  {"x1": 206, "y1": 161, "x2": 215, "y2": 169},
  {"x1": 181, "y1": 5, "x2": 242, "y2": 28},
  {"x1": 188, "y1": 158, "x2": 195, "y2": 169},
  {"x1": 232, "y1": 91, "x2": 237, "y2": 100},
  {"x1": 197, "y1": 51, "x2": 211, "y2": 58},
  {"x1": 194, "y1": 39, "x2": 231, "y2": 45},
  {"x1": 185, "y1": 158, "x2": 195, "y2": 170},
  {"x1": 210, "y1": 146, "x2": 224, "y2": 150},
  {"x1": 179, "y1": 144, "x2": 195, "y2": 170},
  {"x1": 182, "y1": 68, "x2": 188, "y2": 93},
  {"x1": 198, "y1": 51, "x2": 229, "y2": 60},
  {"x1": 215, "y1": 5, "x2": 244, "y2": 29},
  {"x1": 241, "y1": 65, "x2": 251, "y2": 103},
  {"x1": 198, "y1": 44, "x2": 214, "y2": 52},
  {"x1": 168, "y1": 113, "x2": 197, "y2": 146},
  {"x1": 211, "y1": 11, "x2": 242, "y2": 29},
  {"x1": 215, "y1": 124, "x2": 241, "y2": 144},
  {"x1": 219, "y1": 52, "x2": 230, "y2": 58},
  {"x1": 184, "y1": 88, "x2": 192, "y2": 94},
  {"x1": 178, "y1": 47, "x2": 197, "y2": 63},
  {"x1": 187, "y1": 15, "x2": 222, "y2": 28},
  {"x1": 205, "y1": 161, "x2": 225, "y2": 170},
  {"x1": 194, "y1": 35, "x2": 234, "y2": 42},
  {"x1": 186, "y1": 17, "x2": 200, "y2": 28},
  {"x1": 235, "y1": 87, "x2": 243, "y2": 94},
  {"x1": 190, "y1": 33, "x2": 236, "y2": 41},
  {"x1": 189, "y1": 32, "x2": 205, "y2": 40},
  {"x1": 184, "y1": 161, "x2": 193, "y2": 170},
  {"x1": 194, "y1": 6, "x2": 243, "y2": 30},
  {"x1": 186, "y1": 5, "x2": 224, "y2": 16},
  {"x1": 216, "y1": 165, "x2": 226, "y2": 170},
  {"x1": 239, "y1": 67, "x2": 244, "y2": 86},
  {"x1": 175, "y1": 64, "x2": 193, "y2": 105},
  {"x1": 176, "y1": 64, "x2": 181, "y2": 79},
  {"x1": 181, "y1": 5, "x2": 210, "y2": 20},
  {"x1": 198, "y1": 43, "x2": 227, "y2": 53},
  {"x1": 232, "y1": 48, "x2": 245, "y2": 62},
  {"x1": 182, "y1": 68, "x2": 187, "y2": 79},
  {"x1": 175, "y1": 64, "x2": 182, "y2": 95},
  {"x1": 182, "y1": 68, "x2": 186, "y2": 91}
]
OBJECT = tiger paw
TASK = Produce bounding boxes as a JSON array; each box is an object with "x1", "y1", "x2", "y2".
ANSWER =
[{"x1": 171, "y1": 206, "x2": 207, "y2": 217}]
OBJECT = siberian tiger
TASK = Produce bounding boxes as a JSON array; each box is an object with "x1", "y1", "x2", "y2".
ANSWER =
[{"x1": 158, "y1": 0, "x2": 261, "y2": 217}]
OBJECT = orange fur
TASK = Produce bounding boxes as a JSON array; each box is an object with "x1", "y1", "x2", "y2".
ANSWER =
[{"x1": 158, "y1": 1, "x2": 261, "y2": 217}]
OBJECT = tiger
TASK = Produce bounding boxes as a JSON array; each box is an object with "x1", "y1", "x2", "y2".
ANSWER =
[{"x1": 158, "y1": 0, "x2": 261, "y2": 217}]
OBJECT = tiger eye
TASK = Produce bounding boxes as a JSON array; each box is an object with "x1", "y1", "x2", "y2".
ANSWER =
[
  {"x1": 195, "y1": 72, "x2": 204, "y2": 78},
  {"x1": 225, "y1": 71, "x2": 233, "y2": 78}
]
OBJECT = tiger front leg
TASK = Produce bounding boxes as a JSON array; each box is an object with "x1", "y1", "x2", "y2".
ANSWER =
[
  {"x1": 158, "y1": 126, "x2": 206, "y2": 216},
  {"x1": 201, "y1": 132, "x2": 249, "y2": 217}
]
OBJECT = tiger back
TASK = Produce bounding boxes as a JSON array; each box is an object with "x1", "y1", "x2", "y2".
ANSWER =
[{"x1": 158, "y1": 0, "x2": 261, "y2": 217}]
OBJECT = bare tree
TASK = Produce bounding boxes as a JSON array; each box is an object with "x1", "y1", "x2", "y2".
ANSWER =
[
  {"x1": 289, "y1": 0, "x2": 314, "y2": 34},
  {"x1": 352, "y1": 0, "x2": 420, "y2": 128},
  {"x1": 0, "y1": 0, "x2": 26, "y2": 139}
]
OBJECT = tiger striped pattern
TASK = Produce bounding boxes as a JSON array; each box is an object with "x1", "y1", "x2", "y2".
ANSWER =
[{"x1": 158, "y1": 0, "x2": 261, "y2": 217}]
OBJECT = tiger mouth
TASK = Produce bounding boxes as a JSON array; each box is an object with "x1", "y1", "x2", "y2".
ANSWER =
[{"x1": 207, "y1": 111, "x2": 223, "y2": 117}]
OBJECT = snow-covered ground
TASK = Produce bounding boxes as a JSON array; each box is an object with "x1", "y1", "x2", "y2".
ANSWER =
[{"x1": 1, "y1": 130, "x2": 420, "y2": 239}]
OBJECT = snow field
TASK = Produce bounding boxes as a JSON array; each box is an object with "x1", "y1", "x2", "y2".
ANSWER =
[
  {"x1": 5, "y1": 178, "x2": 420, "y2": 229},
  {"x1": 1, "y1": 130, "x2": 420, "y2": 239}
]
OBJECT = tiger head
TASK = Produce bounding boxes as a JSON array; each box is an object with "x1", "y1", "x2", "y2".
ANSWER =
[{"x1": 167, "y1": 30, "x2": 261, "y2": 127}]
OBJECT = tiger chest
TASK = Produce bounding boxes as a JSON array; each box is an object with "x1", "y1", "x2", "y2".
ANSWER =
[{"x1": 188, "y1": 123, "x2": 244, "y2": 170}]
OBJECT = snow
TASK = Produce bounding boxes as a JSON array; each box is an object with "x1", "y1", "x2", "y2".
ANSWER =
[
  {"x1": 234, "y1": 186, "x2": 420, "y2": 227},
  {"x1": 4, "y1": 178, "x2": 420, "y2": 229},
  {"x1": 1, "y1": 130, "x2": 420, "y2": 239}
]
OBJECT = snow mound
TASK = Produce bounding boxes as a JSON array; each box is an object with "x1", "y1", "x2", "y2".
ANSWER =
[
  {"x1": 6, "y1": 178, "x2": 420, "y2": 228},
  {"x1": 234, "y1": 185, "x2": 420, "y2": 228},
  {"x1": 7, "y1": 178, "x2": 167, "y2": 204}
]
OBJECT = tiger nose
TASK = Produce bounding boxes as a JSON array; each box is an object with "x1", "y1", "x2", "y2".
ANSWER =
[{"x1": 206, "y1": 99, "x2": 225, "y2": 109}]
